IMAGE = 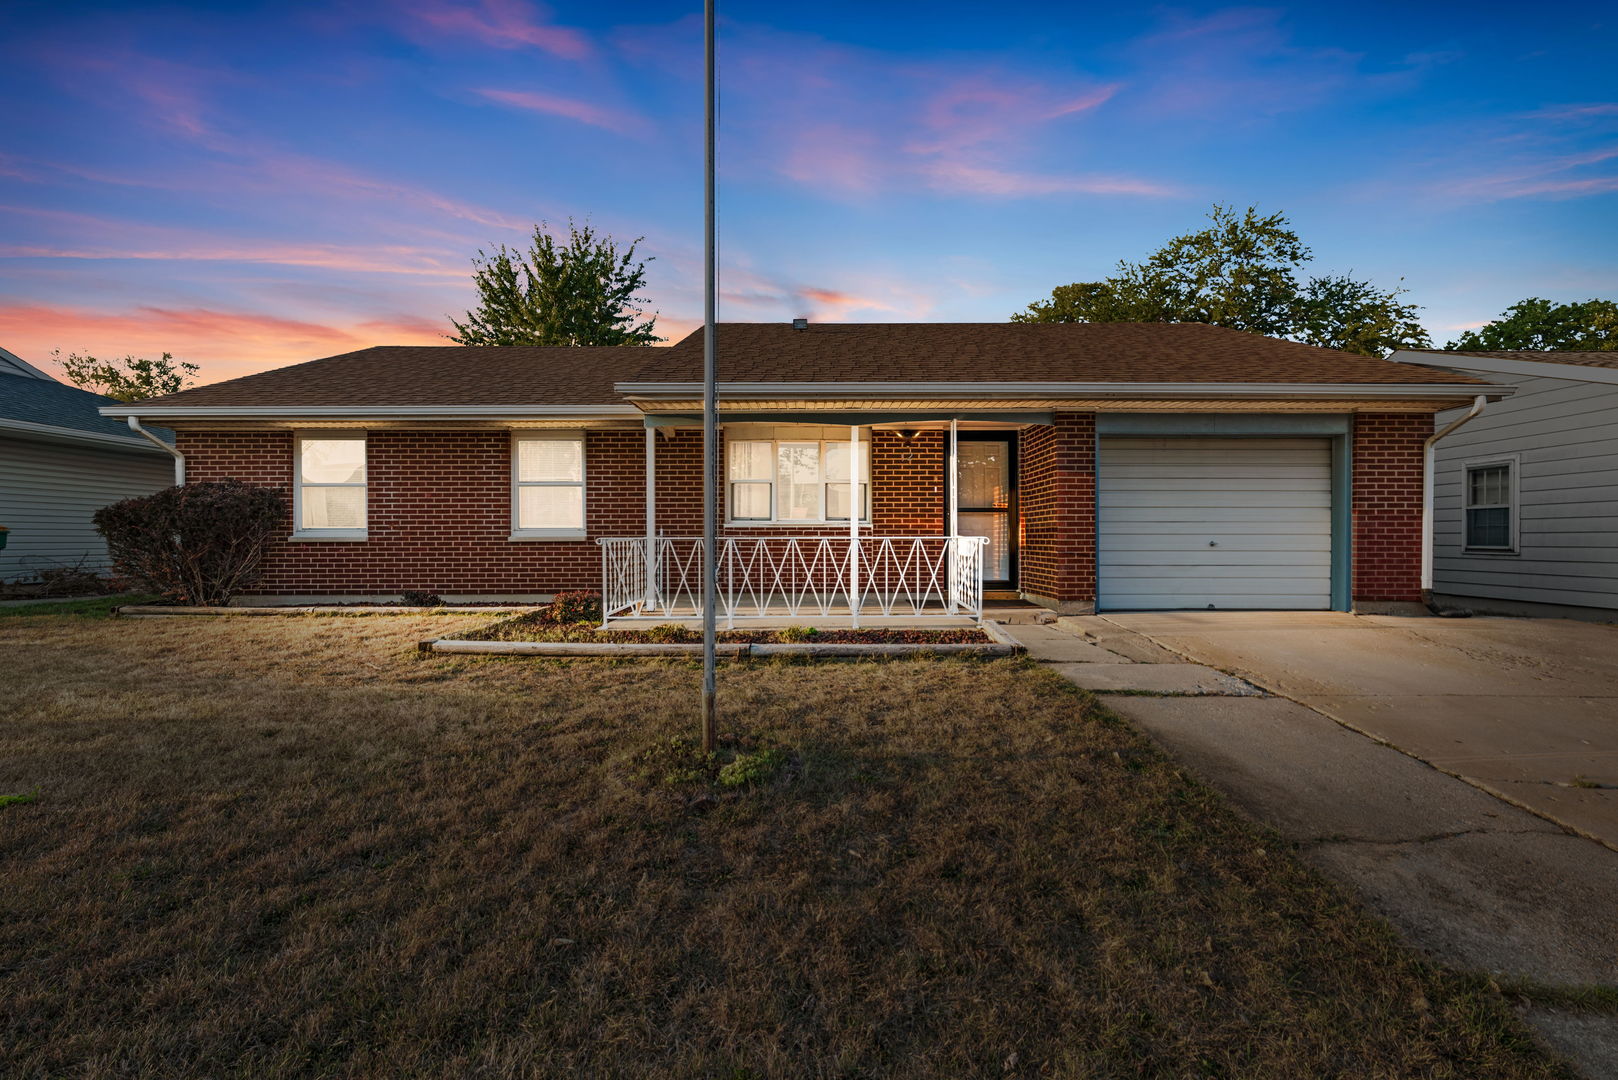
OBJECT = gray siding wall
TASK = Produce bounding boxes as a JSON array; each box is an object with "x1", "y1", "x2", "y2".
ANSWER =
[
  {"x1": 0, "y1": 435, "x2": 174, "y2": 581},
  {"x1": 1432, "y1": 373, "x2": 1618, "y2": 610}
]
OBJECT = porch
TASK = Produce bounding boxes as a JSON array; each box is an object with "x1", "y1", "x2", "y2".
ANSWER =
[{"x1": 598, "y1": 534, "x2": 990, "y2": 627}]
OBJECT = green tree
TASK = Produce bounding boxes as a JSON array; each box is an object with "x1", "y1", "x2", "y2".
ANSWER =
[
  {"x1": 56, "y1": 350, "x2": 199, "y2": 401},
  {"x1": 1013, "y1": 204, "x2": 1431, "y2": 355},
  {"x1": 1447, "y1": 298, "x2": 1618, "y2": 352},
  {"x1": 1292, "y1": 274, "x2": 1430, "y2": 355},
  {"x1": 450, "y1": 221, "x2": 661, "y2": 346}
]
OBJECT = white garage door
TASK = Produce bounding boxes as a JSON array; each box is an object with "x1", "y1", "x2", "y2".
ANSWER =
[{"x1": 1097, "y1": 437, "x2": 1333, "y2": 611}]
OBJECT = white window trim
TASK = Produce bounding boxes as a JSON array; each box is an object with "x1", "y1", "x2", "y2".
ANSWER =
[
  {"x1": 291, "y1": 431, "x2": 368, "y2": 541},
  {"x1": 725, "y1": 435, "x2": 871, "y2": 527},
  {"x1": 1461, "y1": 454, "x2": 1520, "y2": 555},
  {"x1": 511, "y1": 431, "x2": 588, "y2": 540}
]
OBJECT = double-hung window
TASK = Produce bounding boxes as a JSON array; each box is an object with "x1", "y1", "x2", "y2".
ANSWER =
[
  {"x1": 513, "y1": 433, "x2": 586, "y2": 538},
  {"x1": 727, "y1": 429, "x2": 870, "y2": 524},
  {"x1": 1464, "y1": 459, "x2": 1517, "y2": 553},
  {"x1": 295, "y1": 434, "x2": 367, "y2": 539}
]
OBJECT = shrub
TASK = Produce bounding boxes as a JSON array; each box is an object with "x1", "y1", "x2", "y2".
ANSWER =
[
  {"x1": 777, "y1": 625, "x2": 819, "y2": 643},
  {"x1": 540, "y1": 590, "x2": 602, "y2": 625},
  {"x1": 35, "y1": 564, "x2": 110, "y2": 597},
  {"x1": 644, "y1": 623, "x2": 696, "y2": 643},
  {"x1": 93, "y1": 481, "x2": 286, "y2": 606},
  {"x1": 632, "y1": 736, "x2": 717, "y2": 787},
  {"x1": 717, "y1": 747, "x2": 789, "y2": 789},
  {"x1": 400, "y1": 590, "x2": 444, "y2": 607}
]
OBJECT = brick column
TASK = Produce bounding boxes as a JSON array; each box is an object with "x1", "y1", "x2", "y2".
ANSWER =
[
  {"x1": 1018, "y1": 412, "x2": 1096, "y2": 612},
  {"x1": 1351, "y1": 413, "x2": 1428, "y2": 606}
]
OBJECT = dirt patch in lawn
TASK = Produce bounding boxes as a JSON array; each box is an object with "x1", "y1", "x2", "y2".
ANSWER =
[{"x1": 0, "y1": 613, "x2": 1574, "y2": 1078}]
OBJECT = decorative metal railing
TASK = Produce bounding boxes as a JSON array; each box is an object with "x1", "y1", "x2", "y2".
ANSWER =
[{"x1": 597, "y1": 535, "x2": 988, "y2": 627}]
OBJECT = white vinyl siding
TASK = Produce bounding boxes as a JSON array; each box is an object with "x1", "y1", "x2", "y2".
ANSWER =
[
  {"x1": 0, "y1": 434, "x2": 173, "y2": 580},
  {"x1": 512, "y1": 434, "x2": 586, "y2": 538},
  {"x1": 1097, "y1": 437, "x2": 1333, "y2": 611},
  {"x1": 294, "y1": 434, "x2": 367, "y2": 538},
  {"x1": 1432, "y1": 373, "x2": 1618, "y2": 610}
]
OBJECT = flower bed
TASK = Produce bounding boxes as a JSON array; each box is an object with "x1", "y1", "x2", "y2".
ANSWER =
[{"x1": 461, "y1": 614, "x2": 991, "y2": 646}]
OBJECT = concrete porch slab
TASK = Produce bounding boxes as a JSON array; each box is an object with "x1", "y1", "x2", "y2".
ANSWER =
[{"x1": 1047, "y1": 662, "x2": 1263, "y2": 696}]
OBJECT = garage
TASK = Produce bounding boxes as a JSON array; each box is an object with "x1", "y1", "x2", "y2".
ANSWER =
[{"x1": 1097, "y1": 436, "x2": 1334, "y2": 611}]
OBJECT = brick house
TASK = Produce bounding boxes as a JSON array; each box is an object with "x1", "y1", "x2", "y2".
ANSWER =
[{"x1": 101, "y1": 322, "x2": 1508, "y2": 618}]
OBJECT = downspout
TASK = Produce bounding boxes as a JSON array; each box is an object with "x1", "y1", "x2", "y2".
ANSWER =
[
  {"x1": 128, "y1": 415, "x2": 185, "y2": 485},
  {"x1": 1421, "y1": 395, "x2": 1487, "y2": 601}
]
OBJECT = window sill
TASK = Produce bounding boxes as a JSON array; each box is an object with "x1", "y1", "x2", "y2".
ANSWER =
[
  {"x1": 1462, "y1": 547, "x2": 1519, "y2": 556},
  {"x1": 509, "y1": 532, "x2": 588, "y2": 542},
  {"x1": 289, "y1": 532, "x2": 368, "y2": 543},
  {"x1": 724, "y1": 521, "x2": 872, "y2": 529}
]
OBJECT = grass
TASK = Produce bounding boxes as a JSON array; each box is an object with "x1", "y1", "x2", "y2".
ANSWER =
[
  {"x1": 0, "y1": 611, "x2": 1576, "y2": 1078},
  {"x1": 0, "y1": 593, "x2": 157, "y2": 618}
]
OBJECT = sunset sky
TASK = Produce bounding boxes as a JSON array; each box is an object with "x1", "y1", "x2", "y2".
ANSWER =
[{"x1": 2, "y1": 0, "x2": 1616, "y2": 385}]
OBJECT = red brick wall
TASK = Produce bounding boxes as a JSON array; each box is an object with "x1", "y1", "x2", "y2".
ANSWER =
[
  {"x1": 178, "y1": 427, "x2": 949, "y2": 595},
  {"x1": 178, "y1": 429, "x2": 642, "y2": 595},
  {"x1": 1018, "y1": 413, "x2": 1097, "y2": 607},
  {"x1": 1351, "y1": 413, "x2": 1427, "y2": 604}
]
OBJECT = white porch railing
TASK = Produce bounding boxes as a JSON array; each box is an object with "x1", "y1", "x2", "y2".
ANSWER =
[{"x1": 597, "y1": 536, "x2": 987, "y2": 627}]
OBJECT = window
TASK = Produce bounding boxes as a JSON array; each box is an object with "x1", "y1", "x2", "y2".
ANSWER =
[
  {"x1": 513, "y1": 434, "x2": 586, "y2": 537},
  {"x1": 726, "y1": 430, "x2": 869, "y2": 524},
  {"x1": 1464, "y1": 460, "x2": 1516, "y2": 552},
  {"x1": 295, "y1": 434, "x2": 367, "y2": 538}
]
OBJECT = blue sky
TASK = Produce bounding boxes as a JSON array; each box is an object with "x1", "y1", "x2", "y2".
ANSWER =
[{"x1": 1, "y1": 0, "x2": 1615, "y2": 382}]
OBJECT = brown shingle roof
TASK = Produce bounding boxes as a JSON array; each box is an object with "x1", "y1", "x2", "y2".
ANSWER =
[
  {"x1": 1439, "y1": 350, "x2": 1618, "y2": 371},
  {"x1": 126, "y1": 323, "x2": 1491, "y2": 412},
  {"x1": 640, "y1": 322, "x2": 1487, "y2": 385},
  {"x1": 133, "y1": 345, "x2": 657, "y2": 408}
]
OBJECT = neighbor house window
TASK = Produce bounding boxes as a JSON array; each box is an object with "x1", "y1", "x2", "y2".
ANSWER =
[
  {"x1": 1464, "y1": 460, "x2": 1516, "y2": 552},
  {"x1": 295, "y1": 434, "x2": 367, "y2": 538},
  {"x1": 726, "y1": 430, "x2": 869, "y2": 524},
  {"x1": 513, "y1": 434, "x2": 586, "y2": 537}
]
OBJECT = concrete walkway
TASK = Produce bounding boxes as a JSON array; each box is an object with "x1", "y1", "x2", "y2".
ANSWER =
[{"x1": 997, "y1": 614, "x2": 1618, "y2": 1078}]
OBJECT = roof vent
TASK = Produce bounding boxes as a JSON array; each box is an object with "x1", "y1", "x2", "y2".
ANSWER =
[{"x1": 791, "y1": 317, "x2": 808, "y2": 330}]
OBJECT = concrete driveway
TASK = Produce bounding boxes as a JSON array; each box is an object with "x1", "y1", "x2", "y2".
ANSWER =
[
  {"x1": 1101, "y1": 611, "x2": 1618, "y2": 850},
  {"x1": 1003, "y1": 612, "x2": 1618, "y2": 1076}
]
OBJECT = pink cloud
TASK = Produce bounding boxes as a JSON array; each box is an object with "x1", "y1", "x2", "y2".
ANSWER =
[
  {"x1": 668, "y1": 24, "x2": 1169, "y2": 202},
  {"x1": 398, "y1": 0, "x2": 590, "y2": 60},
  {"x1": 0, "y1": 303, "x2": 451, "y2": 384},
  {"x1": 475, "y1": 88, "x2": 647, "y2": 137},
  {"x1": 0, "y1": 205, "x2": 469, "y2": 278},
  {"x1": 920, "y1": 162, "x2": 1179, "y2": 198},
  {"x1": 1436, "y1": 145, "x2": 1618, "y2": 202}
]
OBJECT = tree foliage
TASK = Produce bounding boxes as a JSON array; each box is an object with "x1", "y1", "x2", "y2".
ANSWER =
[
  {"x1": 450, "y1": 221, "x2": 661, "y2": 346},
  {"x1": 93, "y1": 480, "x2": 286, "y2": 605},
  {"x1": 1013, "y1": 205, "x2": 1432, "y2": 356},
  {"x1": 1446, "y1": 297, "x2": 1618, "y2": 352},
  {"x1": 56, "y1": 350, "x2": 199, "y2": 401}
]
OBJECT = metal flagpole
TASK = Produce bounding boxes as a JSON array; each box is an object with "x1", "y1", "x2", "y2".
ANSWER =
[{"x1": 700, "y1": 0, "x2": 718, "y2": 753}]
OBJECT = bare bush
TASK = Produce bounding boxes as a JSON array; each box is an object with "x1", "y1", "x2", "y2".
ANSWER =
[{"x1": 93, "y1": 481, "x2": 286, "y2": 605}]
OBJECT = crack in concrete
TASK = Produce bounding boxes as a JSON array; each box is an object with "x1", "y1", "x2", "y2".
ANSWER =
[{"x1": 1303, "y1": 826, "x2": 1559, "y2": 848}]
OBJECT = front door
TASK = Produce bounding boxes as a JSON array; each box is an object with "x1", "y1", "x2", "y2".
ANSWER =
[{"x1": 956, "y1": 434, "x2": 1017, "y2": 587}]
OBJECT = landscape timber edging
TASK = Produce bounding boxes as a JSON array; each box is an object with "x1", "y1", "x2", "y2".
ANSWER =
[
  {"x1": 423, "y1": 622, "x2": 1022, "y2": 659},
  {"x1": 114, "y1": 605, "x2": 542, "y2": 617}
]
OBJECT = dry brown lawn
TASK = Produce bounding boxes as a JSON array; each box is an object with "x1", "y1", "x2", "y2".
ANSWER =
[{"x1": 0, "y1": 611, "x2": 1574, "y2": 1079}]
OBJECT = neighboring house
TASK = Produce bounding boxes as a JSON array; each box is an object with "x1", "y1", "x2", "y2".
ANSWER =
[
  {"x1": 1390, "y1": 348, "x2": 1618, "y2": 620},
  {"x1": 0, "y1": 347, "x2": 178, "y2": 583},
  {"x1": 99, "y1": 322, "x2": 1507, "y2": 617}
]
